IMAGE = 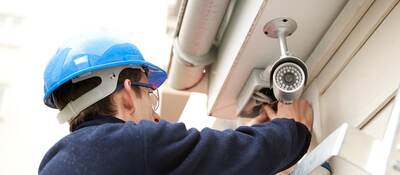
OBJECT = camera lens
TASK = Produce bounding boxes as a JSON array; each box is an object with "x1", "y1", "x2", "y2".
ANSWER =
[
  {"x1": 274, "y1": 62, "x2": 303, "y2": 91},
  {"x1": 283, "y1": 72, "x2": 295, "y2": 84}
]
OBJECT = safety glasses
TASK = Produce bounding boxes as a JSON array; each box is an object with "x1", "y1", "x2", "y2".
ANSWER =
[
  {"x1": 131, "y1": 82, "x2": 159, "y2": 111},
  {"x1": 116, "y1": 82, "x2": 159, "y2": 111}
]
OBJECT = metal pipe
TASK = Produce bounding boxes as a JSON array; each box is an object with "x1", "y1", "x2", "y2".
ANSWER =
[
  {"x1": 169, "y1": 0, "x2": 231, "y2": 90},
  {"x1": 169, "y1": 56, "x2": 205, "y2": 90},
  {"x1": 178, "y1": 0, "x2": 230, "y2": 56}
]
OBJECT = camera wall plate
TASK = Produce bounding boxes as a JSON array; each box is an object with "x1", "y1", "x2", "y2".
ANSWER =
[{"x1": 263, "y1": 17, "x2": 297, "y2": 38}]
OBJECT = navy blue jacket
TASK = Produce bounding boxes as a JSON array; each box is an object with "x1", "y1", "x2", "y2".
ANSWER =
[{"x1": 39, "y1": 116, "x2": 310, "y2": 175}]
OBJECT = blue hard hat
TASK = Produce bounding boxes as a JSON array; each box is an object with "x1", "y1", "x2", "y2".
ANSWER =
[{"x1": 43, "y1": 34, "x2": 167, "y2": 108}]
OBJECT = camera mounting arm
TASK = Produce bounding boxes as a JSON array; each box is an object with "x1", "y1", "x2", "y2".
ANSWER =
[
  {"x1": 263, "y1": 17, "x2": 308, "y2": 104},
  {"x1": 263, "y1": 17, "x2": 297, "y2": 57}
]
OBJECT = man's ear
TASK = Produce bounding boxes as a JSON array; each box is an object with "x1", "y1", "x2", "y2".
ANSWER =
[{"x1": 121, "y1": 79, "x2": 135, "y2": 114}]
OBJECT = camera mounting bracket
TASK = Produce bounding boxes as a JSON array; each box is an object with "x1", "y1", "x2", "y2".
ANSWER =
[{"x1": 263, "y1": 17, "x2": 297, "y2": 57}]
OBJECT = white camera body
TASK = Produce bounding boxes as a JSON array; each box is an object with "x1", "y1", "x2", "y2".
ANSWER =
[{"x1": 236, "y1": 17, "x2": 308, "y2": 118}]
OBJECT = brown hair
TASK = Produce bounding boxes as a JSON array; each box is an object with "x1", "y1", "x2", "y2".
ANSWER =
[{"x1": 53, "y1": 68, "x2": 145, "y2": 131}]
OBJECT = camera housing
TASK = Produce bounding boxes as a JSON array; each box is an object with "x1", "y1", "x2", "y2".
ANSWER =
[
  {"x1": 270, "y1": 56, "x2": 308, "y2": 104},
  {"x1": 236, "y1": 17, "x2": 308, "y2": 118}
]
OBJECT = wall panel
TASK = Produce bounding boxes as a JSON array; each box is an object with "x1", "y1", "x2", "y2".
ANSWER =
[{"x1": 320, "y1": 2, "x2": 400, "y2": 135}]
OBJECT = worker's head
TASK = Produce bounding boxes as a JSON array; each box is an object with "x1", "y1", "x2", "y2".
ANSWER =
[{"x1": 43, "y1": 34, "x2": 167, "y2": 131}]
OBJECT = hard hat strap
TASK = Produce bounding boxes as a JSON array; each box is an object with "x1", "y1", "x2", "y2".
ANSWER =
[{"x1": 56, "y1": 66, "x2": 142, "y2": 124}]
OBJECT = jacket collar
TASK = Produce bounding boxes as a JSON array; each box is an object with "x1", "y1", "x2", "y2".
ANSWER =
[{"x1": 73, "y1": 115, "x2": 125, "y2": 132}]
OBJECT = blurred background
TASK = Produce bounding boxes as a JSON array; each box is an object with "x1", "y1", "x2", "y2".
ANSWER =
[{"x1": 0, "y1": 0, "x2": 215, "y2": 174}]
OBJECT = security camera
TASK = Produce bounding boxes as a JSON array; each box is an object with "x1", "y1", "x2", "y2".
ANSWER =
[
  {"x1": 269, "y1": 56, "x2": 308, "y2": 104},
  {"x1": 237, "y1": 17, "x2": 308, "y2": 117}
]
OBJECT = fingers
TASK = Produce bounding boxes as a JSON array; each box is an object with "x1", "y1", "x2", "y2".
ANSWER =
[
  {"x1": 247, "y1": 105, "x2": 276, "y2": 126},
  {"x1": 298, "y1": 99, "x2": 311, "y2": 108},
  {"x1": 263, "y1": 105, "x2": 276, "y2": 118},
  {"x1": 247, "y1": 99, "x2": 313, "y2": 127},
  {"x1": 254, "y1": 111, "x2": 268, "y2": 123},
  {"x1": 247, "y1": 111, "x2": 267, "y2": 126}
]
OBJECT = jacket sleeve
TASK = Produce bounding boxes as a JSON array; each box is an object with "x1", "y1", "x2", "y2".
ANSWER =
[{"x1": 139, "y1": 118, "x2": 311, "y2": 175}]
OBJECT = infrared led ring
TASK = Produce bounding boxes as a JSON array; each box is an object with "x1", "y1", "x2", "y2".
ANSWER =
[{"x1": 273, "y1": 62, "x2": 305, "y2": 92}]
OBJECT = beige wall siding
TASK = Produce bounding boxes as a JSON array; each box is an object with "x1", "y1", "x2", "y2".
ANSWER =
[
  {"x1": 305, "y1": 0, "x2": 400, "y2": 139},
  {"x1": 303, "y1": 0, "x2": 400, "y2": 174},
  {"x1": 320, "y1": 0, "x2": 400, "y2": 135},
  {"x1": 361, "y1": 98, "x2": 393, "y2": 139}
]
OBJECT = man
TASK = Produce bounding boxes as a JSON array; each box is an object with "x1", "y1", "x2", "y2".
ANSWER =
[{"x1": 39, "y1": 34, "x2": 313, "y2": 175}]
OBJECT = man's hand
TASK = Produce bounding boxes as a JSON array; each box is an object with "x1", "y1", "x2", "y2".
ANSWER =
[
  {"x1": 247, "y1": 99, "x2": 313, "y2": 131},
  {"x1": 246, "y1": 109, "x2": 270, "y2": 126}
]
